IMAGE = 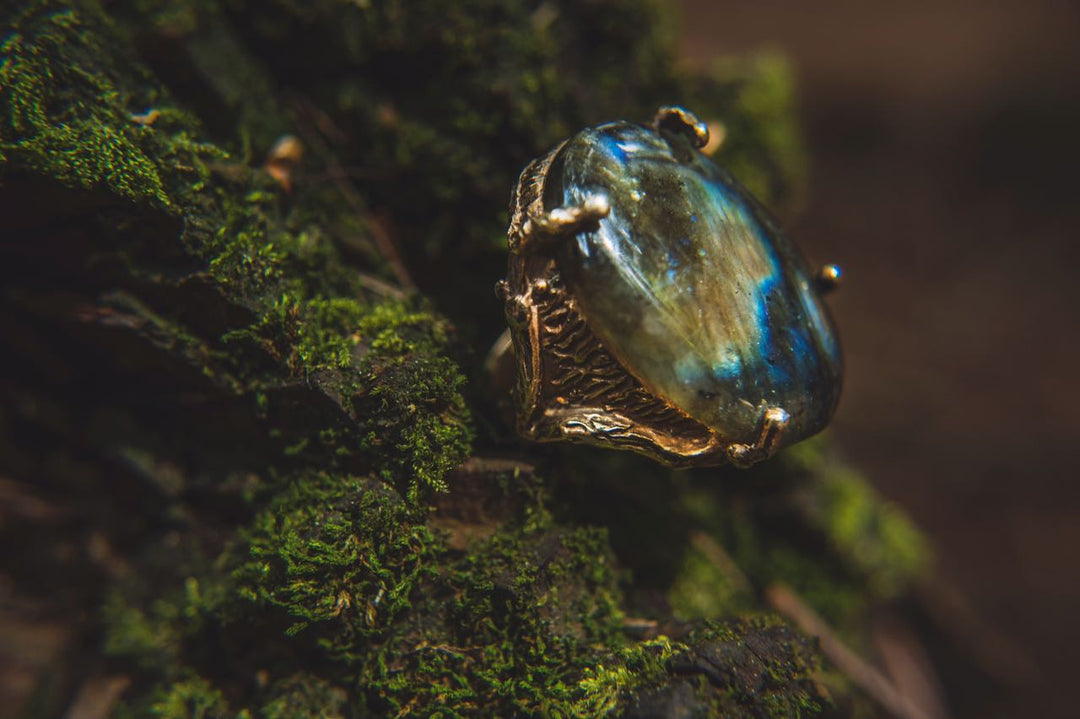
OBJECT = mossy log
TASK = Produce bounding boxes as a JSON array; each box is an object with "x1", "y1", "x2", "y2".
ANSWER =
[{"x1": 1, "y1": 1, "x2": 930, "y2": 716}]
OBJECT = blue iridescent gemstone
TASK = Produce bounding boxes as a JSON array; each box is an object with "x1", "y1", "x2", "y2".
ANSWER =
[{"x1": 543, "y1": 121, "x2": 842, "y2": 447}]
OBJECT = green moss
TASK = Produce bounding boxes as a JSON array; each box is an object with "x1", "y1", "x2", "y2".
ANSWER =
[
  {"x1": 685, "y1": 617, "x2": 825, "y2": 718},
  {"x1": 293, "y1": 297, "x2": 366, "y2": 371},
  {"x1": 118, "y1": 670, "x2": 348, "y2": 718},
  {"x1": 2, "y1": 1, "x2": 475, "y2": 503},
  {"x1": 336, "y1": 300, "x2": 470, "y2": 501},
  {"x1": 0, "y1": 3, "x2": 223, "y2": 207},
  {"x1": 202, "y1": 201, "x2": 473, "y2": 504},
  {"x1": 103, "y1": 567, "x2": 228, "y2": 681},
  {"x1": 147, "y1": 676, "x2": 238, "y2": 719},
  {"x1": 233, "y1": 473, "x2": 436, "y2": 640},
  {"x1": 4, "y1": 0, "x2": 920, "y2": 715},
  {"x1": 574, "y1": 637, "x2": 684, "y2": 716},
  {"x1": 220, "y1": 468, "x2": 679, "y2": 716},
  {"x1": 568, "y1": 616, "x2": 825, "y2": 718},
  {"x1": 205, "y1": 236, "x2": 474, "y2": 505},
  {"x1": 258, "y1": 674, "x2": 347, "y2": 719},
  {"x1": 102, "y1": 591, "x2": 183, "y2": 673},
  {"x1": 351, "y1": 525, "x2": 627, "y2": 715}
]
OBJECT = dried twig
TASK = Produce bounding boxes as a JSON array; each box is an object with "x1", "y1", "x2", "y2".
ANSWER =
[
  {"x1": 873, "y1": 611, "x2": 950, "y2": 719},
  {"x1": 353, "y1": 271, "x2": 408, "y2": 300},
  {"x1": 455, "y1": 456, "x2": 537, "y2": 476}
]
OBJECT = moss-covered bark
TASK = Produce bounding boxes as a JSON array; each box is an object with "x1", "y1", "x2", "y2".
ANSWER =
[{"x1": 1, "y1": 1, "x2": 929, "y2": 716}]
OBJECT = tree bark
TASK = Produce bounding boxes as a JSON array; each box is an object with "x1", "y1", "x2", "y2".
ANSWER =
[{"x1": 1, "y1": 1, "x2": 930, "y2": 716}]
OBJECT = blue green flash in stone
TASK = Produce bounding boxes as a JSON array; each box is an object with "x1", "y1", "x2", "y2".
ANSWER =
[{"x1": 543, "y1": 121, "x2": 842, "y2": 446}]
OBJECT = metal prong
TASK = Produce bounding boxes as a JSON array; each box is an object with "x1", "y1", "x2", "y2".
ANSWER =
[
  {"x1": 725, "y1": 406, "x2": 790, "y2": 468},
  {"x1": 814, "y1": 264, "x2": 843, "y2": 295},
  {"x1": 654, "y1": 106, "x2": 710, "y2": 149},
  {"x1": 520, "y1": 194, "x2": 610, "y2": 252},
  {"x1": 494, "y1": 279, "x2": 511, "y2": 301}
]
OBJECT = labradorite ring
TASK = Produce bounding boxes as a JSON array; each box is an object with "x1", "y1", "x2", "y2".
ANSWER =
[{"x1": 497, "y1": 107, "x2": 842, "y2": 467}]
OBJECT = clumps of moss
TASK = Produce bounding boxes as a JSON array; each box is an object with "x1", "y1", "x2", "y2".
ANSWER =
[
  {"x1": 106, "y1": 467, "x2": 695, "y2": 716},
  {"x1": 3, "y1": 0, "x2": 476, "y2": 504},
  {"x1": 219, "y1": 293, "x2": 473, "y2": 501},
  {"x1": 355, "y1": 523, "x2": 631, "y2": 715},
  {"x1": 259, "y1": 674, "x2": 348, "y2": 719},
  {"x1": 102, "y1": 591, "x2": 185, "y2": 674},
  {"x1": 678, "y1": 617, "x2": 825, "y2": 718},
  {"x1": 144, "y1": 676, "x2": 233, "y2": 719},
  {"x1": 575, "y1": 637, "x2": 684, "y2": 716},
  {"x1": 0, "y1": 2, "x2": 222, "y2": 207},
  {"x1": 233, "y1": 474, "x2": 436, "y2": 643},
  {"x1": 202, "y1": 208, "x2": 473, "y2": 503},
  {"x1": 571, "y1": 615, "x2": 826, "y2": 719},
  {"x1": 116, "y1": 669, "x2": 348, "y2": 718},
  {"x1": 102, "y1": 473, "x2": 419, "y2": 714},
  {"x1": 351, "y1": 301, "x2": 473, "y2": 501}
]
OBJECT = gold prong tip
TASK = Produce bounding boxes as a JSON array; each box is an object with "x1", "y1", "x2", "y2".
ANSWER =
[
  {"x1": 654, "y1": 106, "x2": 710, "y2": 149},
  {"x1": 518, "y1": 194, "x2": 612, "y2": 253},
  {"x1": 815, "y1": 264, "x2": 842, "y2": 294},
  {"x1": 542, "y1": 194, "x2": 610, "y2": 228},
  {"x1": 582, "y1": 193, "x2": 611, "y2": 218},
  {"x1": 763, "y1": 406, "x2": 791, "y2": 426}
]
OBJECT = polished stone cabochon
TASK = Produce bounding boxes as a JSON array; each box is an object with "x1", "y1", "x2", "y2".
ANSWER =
[{"x1": 544, "y1": 121, "x2": 842, "y2": 445}]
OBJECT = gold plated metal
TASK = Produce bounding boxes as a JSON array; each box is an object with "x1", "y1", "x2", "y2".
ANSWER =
[
  {"x1": 725, "y1": 407, "x2": 791, "y2": 466},
  {"x1": 654, "y1": 106, "x2": 710, "y2": 149},
  {"x1": 519, "y1": 193, "x2": 611, "y2": 254},
  {"x1": 815, "y1": 264, "x2": 843, "y2": 295}
]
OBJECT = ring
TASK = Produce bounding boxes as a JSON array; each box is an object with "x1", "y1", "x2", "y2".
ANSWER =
[{"x1": 497, "y1": 107, "x2": 842, "y2": 467}]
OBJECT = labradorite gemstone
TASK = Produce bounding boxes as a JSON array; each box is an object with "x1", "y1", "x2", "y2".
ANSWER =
[{"x1": 544, "y1": 121, "x2": 842, "y2": 445}]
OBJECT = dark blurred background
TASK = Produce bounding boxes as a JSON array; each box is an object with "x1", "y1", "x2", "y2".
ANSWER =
[{"x1": 679, "y1": 0, "x2": 1080, "y2": 716}]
